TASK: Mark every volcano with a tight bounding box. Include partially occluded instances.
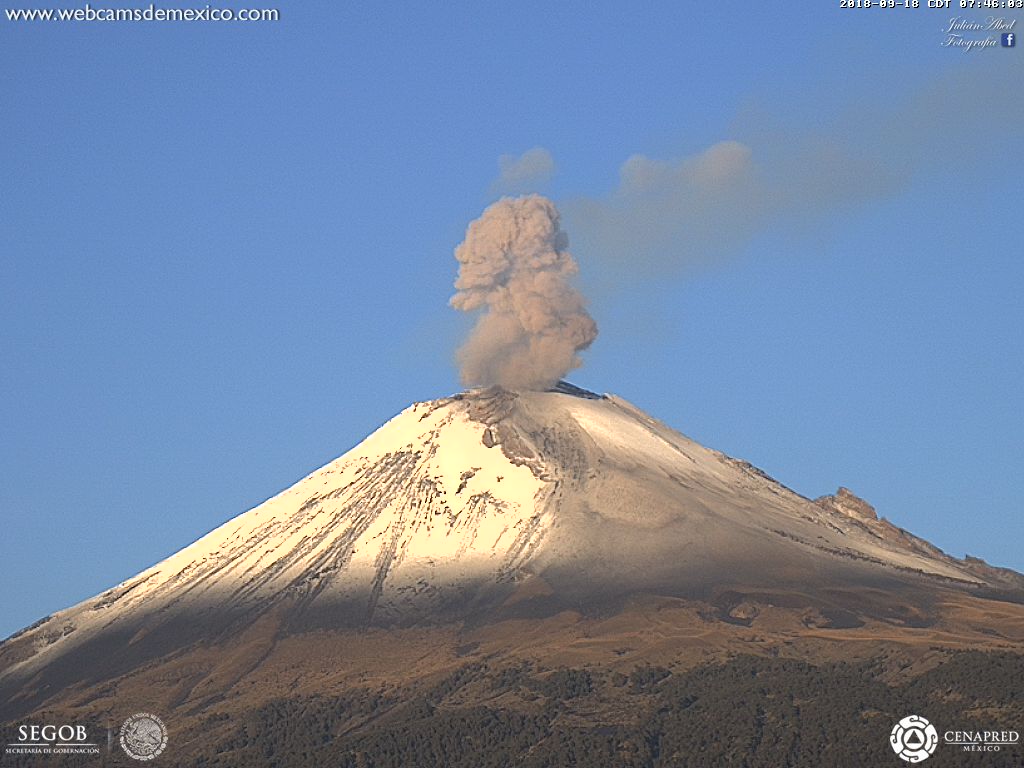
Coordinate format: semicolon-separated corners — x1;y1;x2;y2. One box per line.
2;384;1023;764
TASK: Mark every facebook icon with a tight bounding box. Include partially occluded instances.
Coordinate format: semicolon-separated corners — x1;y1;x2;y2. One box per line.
1002;32;1016;48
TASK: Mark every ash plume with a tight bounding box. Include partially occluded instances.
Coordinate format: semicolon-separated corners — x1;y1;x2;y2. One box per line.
450;195;598;391
563;62;1023;281
491;147;555;194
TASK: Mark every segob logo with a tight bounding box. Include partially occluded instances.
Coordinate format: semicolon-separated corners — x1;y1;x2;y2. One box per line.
119;713;168;761
4;723;99;756
890;715;939;763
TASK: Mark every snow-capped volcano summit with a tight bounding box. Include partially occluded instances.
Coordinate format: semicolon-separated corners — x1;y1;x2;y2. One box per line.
2;384;1023;723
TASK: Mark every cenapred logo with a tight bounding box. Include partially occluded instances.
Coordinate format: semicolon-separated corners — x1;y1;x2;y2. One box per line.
119;712;168;761
890;715;939;763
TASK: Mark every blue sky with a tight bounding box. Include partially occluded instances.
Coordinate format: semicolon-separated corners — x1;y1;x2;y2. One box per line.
2;1;1022;639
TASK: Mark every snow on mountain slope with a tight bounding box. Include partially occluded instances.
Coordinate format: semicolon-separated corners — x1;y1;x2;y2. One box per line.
0;385;998;685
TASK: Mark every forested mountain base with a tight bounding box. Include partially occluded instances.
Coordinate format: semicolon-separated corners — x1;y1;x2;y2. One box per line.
5;651;1021;767
187;651;1022;767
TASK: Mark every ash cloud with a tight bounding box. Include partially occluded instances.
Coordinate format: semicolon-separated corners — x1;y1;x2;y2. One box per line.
491;147;555;194
564;135;898;280
562;62;1023;280
566;140;770;278
451;195;598;391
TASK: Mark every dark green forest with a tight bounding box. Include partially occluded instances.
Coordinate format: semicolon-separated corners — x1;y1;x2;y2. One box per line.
196;651;1023;767
6;651;1022;767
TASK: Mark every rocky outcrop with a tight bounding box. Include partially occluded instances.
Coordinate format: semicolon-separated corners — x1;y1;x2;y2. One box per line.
815;487;877;521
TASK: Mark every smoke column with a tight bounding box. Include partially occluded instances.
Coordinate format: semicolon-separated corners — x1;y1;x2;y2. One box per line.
451;195;598;391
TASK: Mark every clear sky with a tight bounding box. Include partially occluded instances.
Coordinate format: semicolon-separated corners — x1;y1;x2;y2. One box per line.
2;1;1022;639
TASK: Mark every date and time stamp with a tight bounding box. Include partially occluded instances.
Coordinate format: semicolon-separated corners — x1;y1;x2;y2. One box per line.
838;0;1017;50
840;1;1020;9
